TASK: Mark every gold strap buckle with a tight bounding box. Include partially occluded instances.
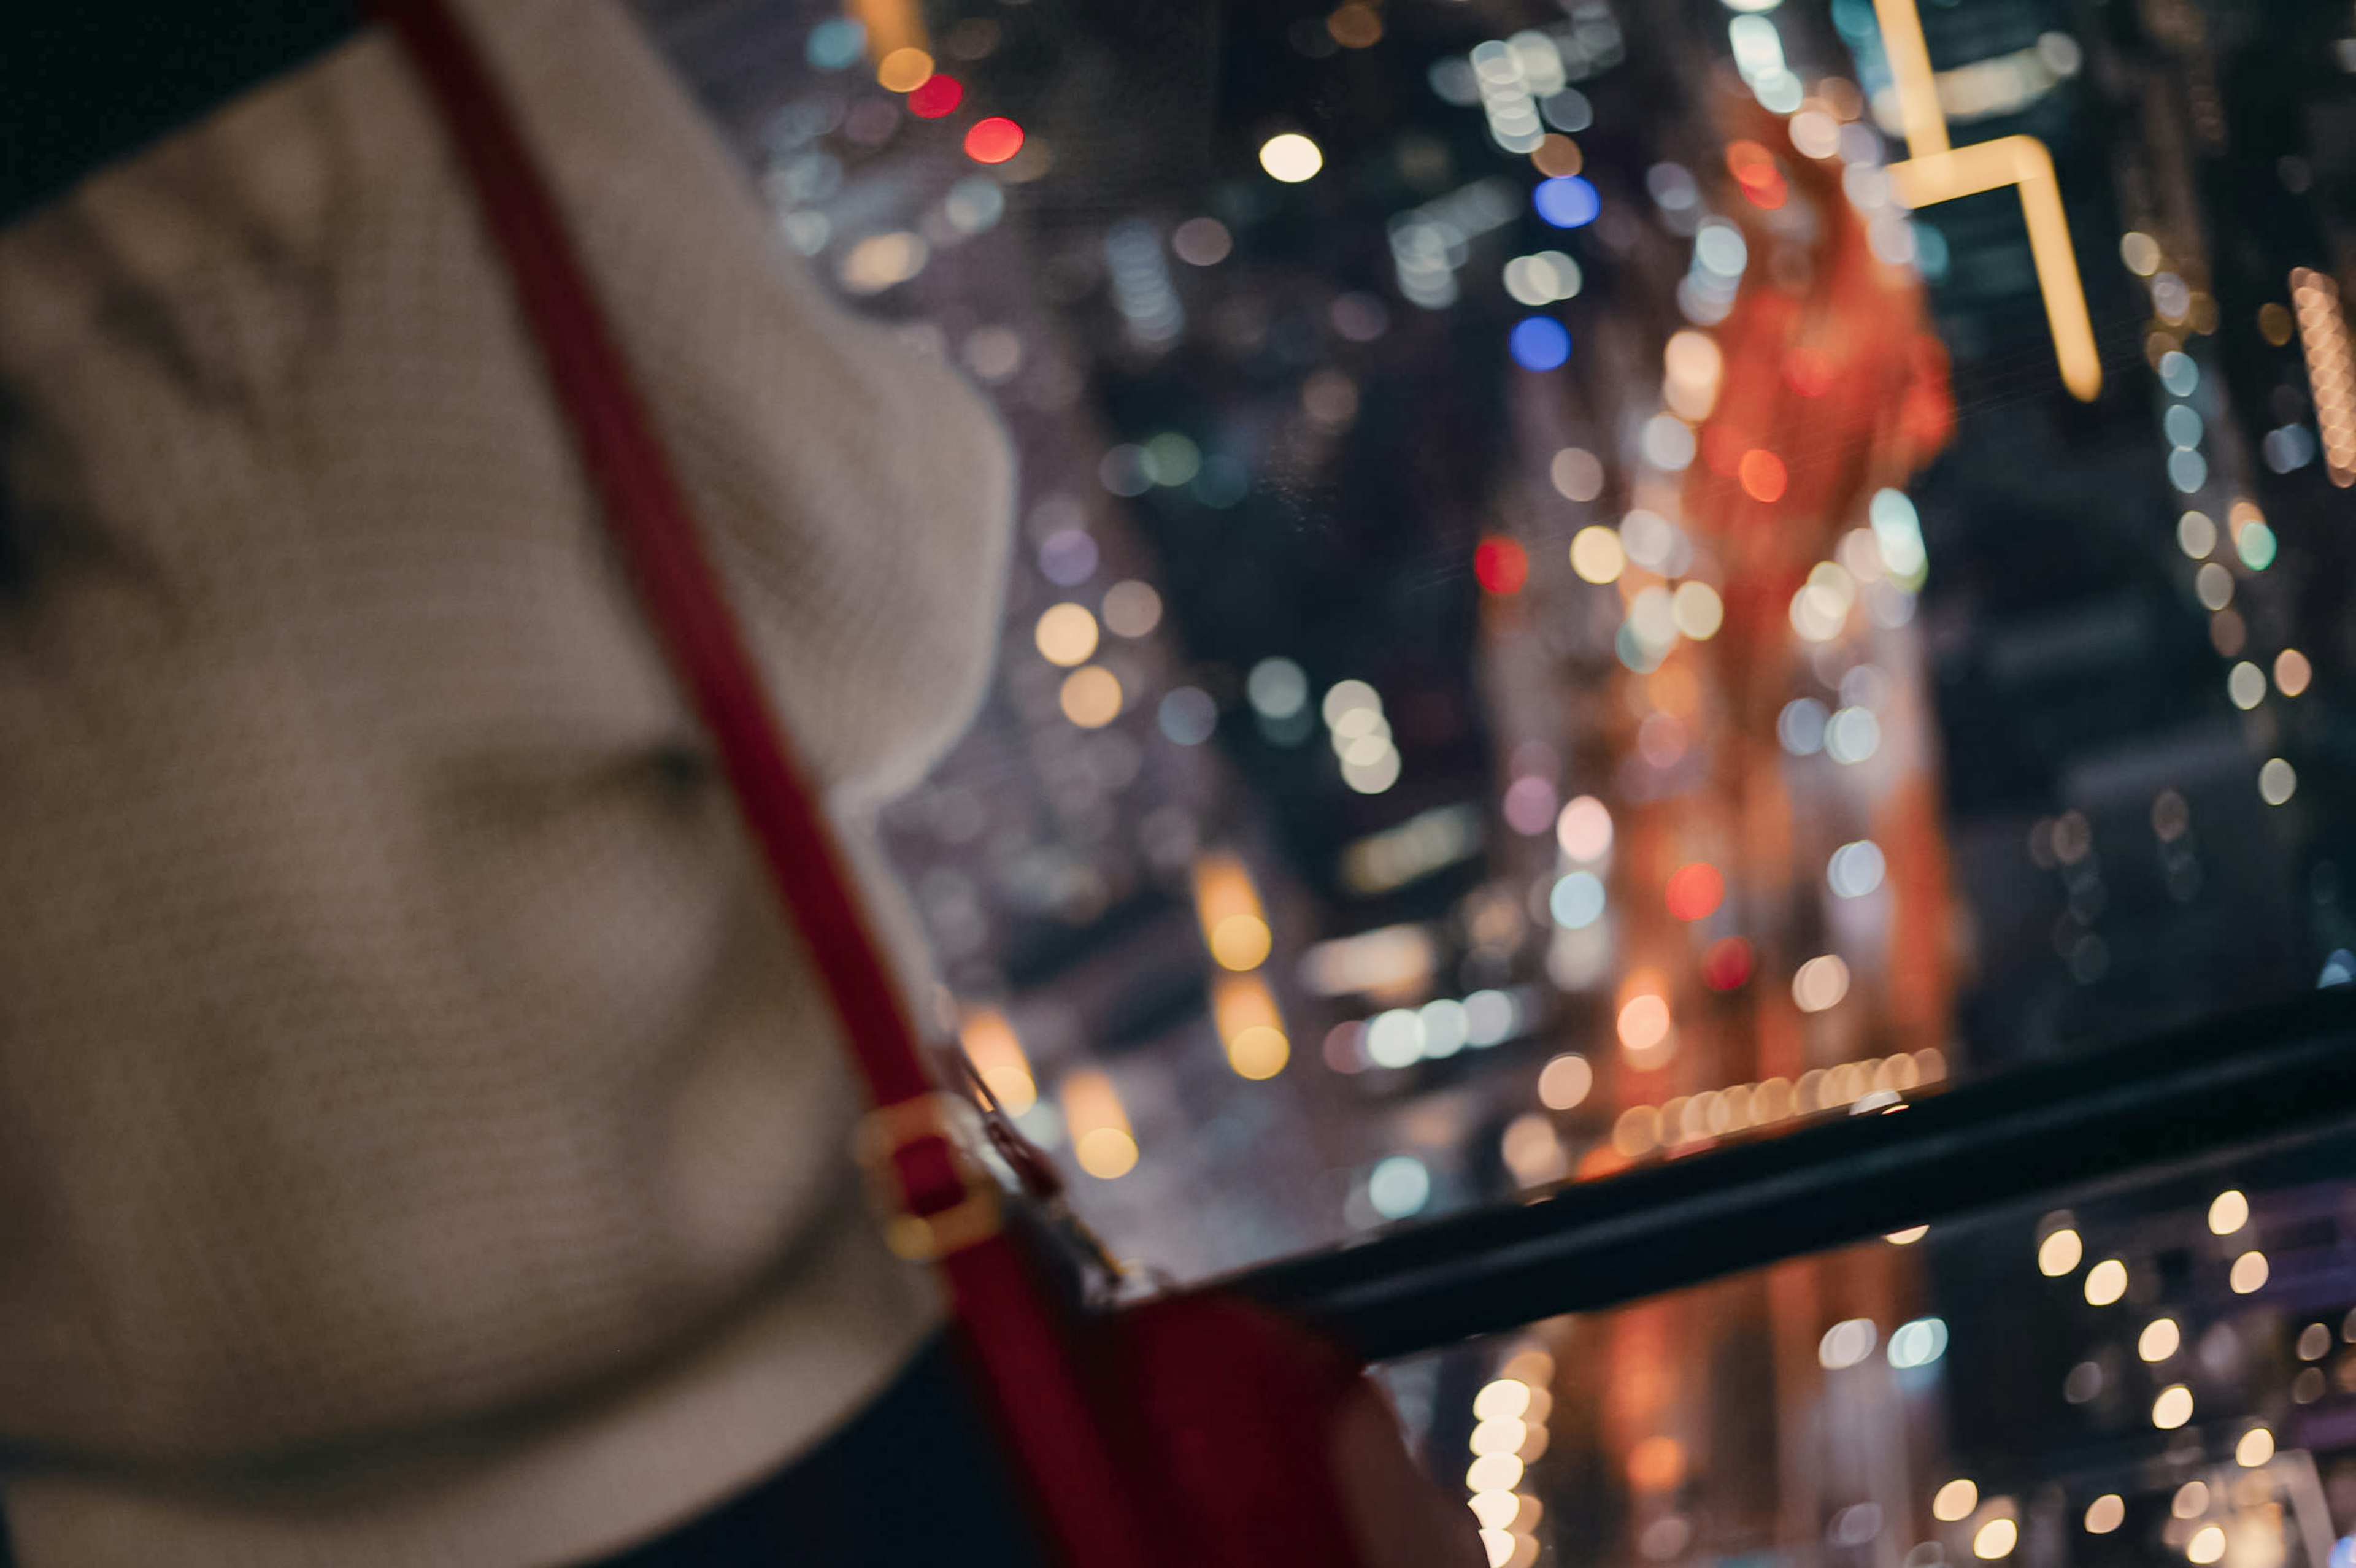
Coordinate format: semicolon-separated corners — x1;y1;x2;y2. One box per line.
855;1093;1004;1262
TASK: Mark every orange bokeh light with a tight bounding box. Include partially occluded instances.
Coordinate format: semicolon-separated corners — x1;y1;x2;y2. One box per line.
1665;863;1725;921
1738;448;1788;503
964;117;1026;164
1628;1435;1688;1491
1726;140;1788;210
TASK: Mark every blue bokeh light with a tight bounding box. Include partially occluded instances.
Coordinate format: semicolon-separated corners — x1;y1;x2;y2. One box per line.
1534;175;1601;229
1509;315;1572;372
804;17;866;69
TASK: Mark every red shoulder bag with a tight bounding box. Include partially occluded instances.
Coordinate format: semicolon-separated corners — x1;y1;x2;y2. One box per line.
377;3;1420;1563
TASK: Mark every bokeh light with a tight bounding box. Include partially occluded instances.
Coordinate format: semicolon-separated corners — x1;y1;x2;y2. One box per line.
1477;537;1531;594
1671;582;1724;640
1034;602;1100;666
2277;647;2314;696
1533;175;1601;228
1259;133;1325;182
1509;317;1573;371
2038;1226;2084;1276
1538;1053;1593;1110
1557;796;1614;860
1368;1155;1432;1219
1792;955;1850;1013
876;46;935;91
1738;448;1788;502
1058;666;1122;728
1550;871;1606;930
963;117;1025;164
906;73;964;118
1102;580;1163;638
1665;863;1725;921
1701;937;1752;991
1570;526;1626;584
1617;993;1673;1061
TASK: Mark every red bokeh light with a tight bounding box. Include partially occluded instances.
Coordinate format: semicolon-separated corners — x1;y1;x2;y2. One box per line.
1475;536;1530;595
1701;936;1753;991
1665;863;1725;922
1738;448;1788;504
964;117;1025;164
907;74;965;118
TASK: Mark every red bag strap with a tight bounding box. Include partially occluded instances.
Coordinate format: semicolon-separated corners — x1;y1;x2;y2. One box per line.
372;4;1155;1562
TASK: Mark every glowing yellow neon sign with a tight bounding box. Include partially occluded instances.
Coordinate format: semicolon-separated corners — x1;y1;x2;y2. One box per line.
1873;0;2103;401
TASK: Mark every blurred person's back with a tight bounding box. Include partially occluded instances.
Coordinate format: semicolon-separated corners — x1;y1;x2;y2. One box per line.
0;2;1014;1561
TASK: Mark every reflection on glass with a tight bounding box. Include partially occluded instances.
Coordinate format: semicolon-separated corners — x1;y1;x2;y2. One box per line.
1376;1153;2356;1568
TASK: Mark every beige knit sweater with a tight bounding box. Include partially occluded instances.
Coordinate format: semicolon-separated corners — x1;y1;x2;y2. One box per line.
0;2;1013;1561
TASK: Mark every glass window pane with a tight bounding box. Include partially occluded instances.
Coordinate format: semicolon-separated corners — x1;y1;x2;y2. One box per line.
644;1;2356;1277
1377;1138;2356;1568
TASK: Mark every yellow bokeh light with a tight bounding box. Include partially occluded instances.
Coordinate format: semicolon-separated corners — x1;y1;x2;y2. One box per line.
1473;1378;1533;1422
2083;1258;2128;1306
1465;1452;1523;1494
1058;665;1123;728
1225;1024;1290;1081
1035;602;1101;667
876;46;936;92
1885;1225;1930;1245
2188;1526;2226;1564
960;1008;1036;1115
1574;523;1630;583
1671;580;1724;640
2208;1189;2249;1234
1613;1105;1661;1156
2084;1495;2125;1534
1973;1518;2019;1559
2230;1250;2269;1293
2036;1227;2083;1277
1075;1126;1138;1179
1933;1478;1978;1522
2138;1318;2180;1362
2237;1426;2276;1467
1469;1417;1528;1456
1061;1069;1136;1178
2152;1383;2195;1429
1538;1053;1593;1110
1259;133;1325;183
1468;1492;1520;1531
1194;853;1271;971
1209;915;1272;971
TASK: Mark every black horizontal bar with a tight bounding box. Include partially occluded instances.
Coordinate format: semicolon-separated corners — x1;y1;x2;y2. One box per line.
1192;990;2356;1362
